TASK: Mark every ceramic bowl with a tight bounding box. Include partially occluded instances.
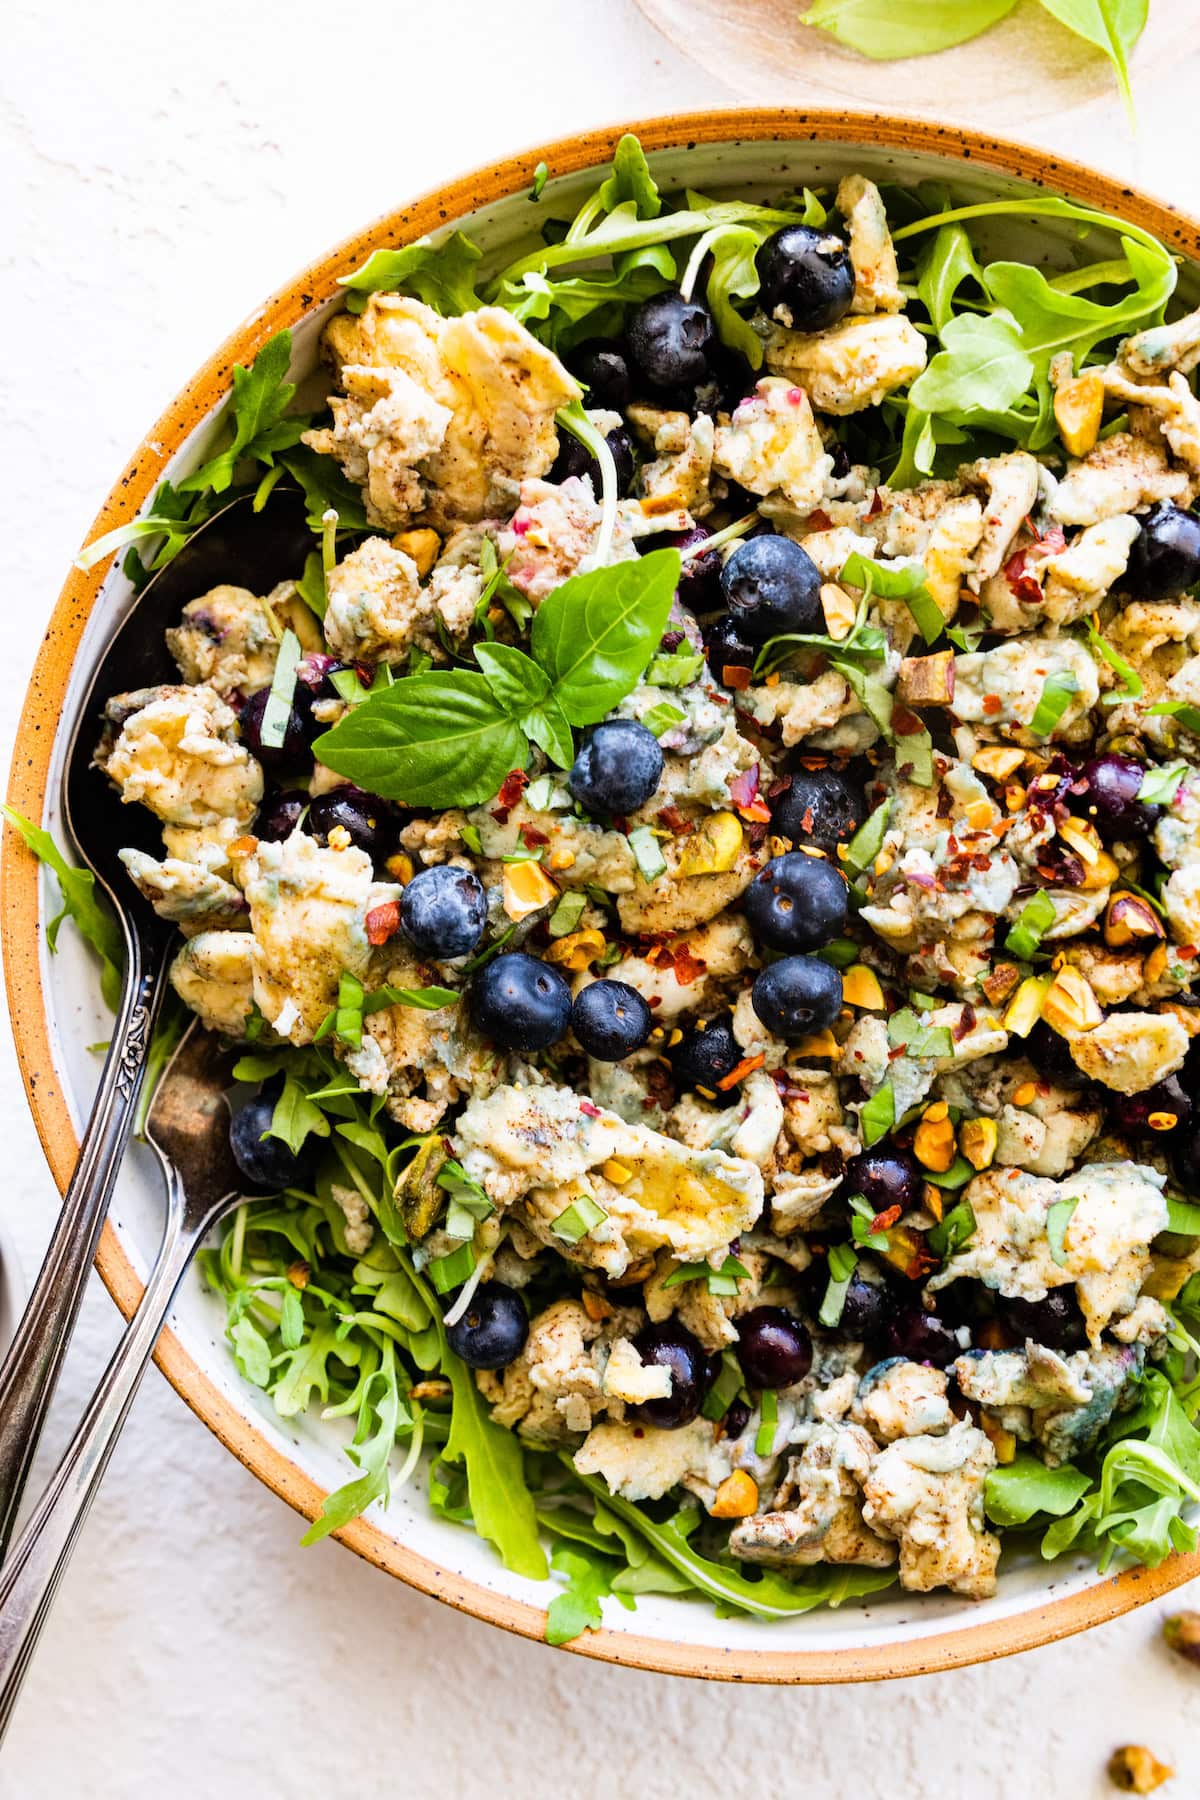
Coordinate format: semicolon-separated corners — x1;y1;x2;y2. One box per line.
6;110;1200;1682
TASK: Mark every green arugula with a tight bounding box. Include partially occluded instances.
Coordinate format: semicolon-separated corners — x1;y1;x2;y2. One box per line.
984;1454;1093;1527
314;550;680;806
339;230;484;316
178;329;309;497
3;806;124;1010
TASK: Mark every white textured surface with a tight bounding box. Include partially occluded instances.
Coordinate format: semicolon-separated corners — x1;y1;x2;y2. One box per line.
2;3;1200;1795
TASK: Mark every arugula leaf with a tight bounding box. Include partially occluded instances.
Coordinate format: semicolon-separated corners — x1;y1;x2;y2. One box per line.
1037;0;1148;115
267;1078;333;1157
985;1455;1093;1527
315;671;527;808
916;223;985;335
803;0;1018;58
1165;1196;1200;1236
531;549;680;724
1148;699;1200;740
441;1303;547;1579
276;447;368;533
546;1543;616;1644
910;312;1033;422
3;805;124;1010
178;330;307;496
301;1337;408;1542
339;231;483;316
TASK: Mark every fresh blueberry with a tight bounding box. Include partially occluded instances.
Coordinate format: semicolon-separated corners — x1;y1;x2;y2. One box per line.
751;956;843;1041
627;291;715;389
673;527;724;613
755;223;855;332
840;1146;923;1215
567;338;635;412
239;684;317;768
569;720;663;815
883;1305;961;1369
1124;501;1200;599
743;851;848;952
445;1285;530;1370
549;424;636;496
772;768;867;855
399;865;487;959
628;1322;710;1428
704;612;758;684
996;1289;1087;1351
839;1271;903;1344
1027;1021;1090;1089
307;785;392;857
255;789;305;842
470;952;571;1051
1078;753;1160;841
229;1091;312;1193
719;535;823;641
669;1014;743;1107
736;1306;812;1389
571;979;653;1060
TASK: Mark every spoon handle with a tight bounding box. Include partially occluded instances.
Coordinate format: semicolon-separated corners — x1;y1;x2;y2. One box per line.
0;1171;224;1741
0;935;172;1560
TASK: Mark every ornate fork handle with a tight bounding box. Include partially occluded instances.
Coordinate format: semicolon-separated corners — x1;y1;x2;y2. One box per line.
0;933;172;1559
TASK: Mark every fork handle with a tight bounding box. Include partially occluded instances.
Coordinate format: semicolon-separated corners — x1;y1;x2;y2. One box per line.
0;1178;217;1741
0;934;172;1560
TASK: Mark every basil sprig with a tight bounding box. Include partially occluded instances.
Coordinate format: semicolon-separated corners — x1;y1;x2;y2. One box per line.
314;550;680;806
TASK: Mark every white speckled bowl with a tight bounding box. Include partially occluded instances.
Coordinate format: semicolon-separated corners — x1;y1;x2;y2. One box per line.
0;1219;24;1360
6;111;1200;1682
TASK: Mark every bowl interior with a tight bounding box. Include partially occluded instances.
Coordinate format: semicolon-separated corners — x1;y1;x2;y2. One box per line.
21;123;1200;1676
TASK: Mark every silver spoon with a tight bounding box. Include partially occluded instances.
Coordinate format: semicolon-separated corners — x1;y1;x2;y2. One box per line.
0;1020;245;1734
0;489;313;1554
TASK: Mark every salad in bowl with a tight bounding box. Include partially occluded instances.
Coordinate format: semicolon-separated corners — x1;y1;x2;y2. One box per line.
18;127;1200;1650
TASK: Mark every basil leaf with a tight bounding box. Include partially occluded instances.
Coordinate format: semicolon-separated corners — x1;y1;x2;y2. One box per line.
645;647;705;688
928;1201;977;1259
1138;761;1187;807
1029;669;1080;736
1005;889;1058;959
259;629;303;751
339;230;483;316
521;695;575;770
314;672;527;807
1046;1196;1080;1266
1148;700;1200;738
473;642;551;714
839;799;892;877
531;549;680;724
985;1455;1093;1527
362;985;459;1013
643;701;687;738
804;0;1019;58
887;1007;953;1059
1084;616;1143;702
1164;1196;1200;1236
841;551;943;645
860;1082;896;1147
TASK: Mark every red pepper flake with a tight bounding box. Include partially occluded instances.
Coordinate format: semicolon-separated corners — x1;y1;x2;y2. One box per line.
1180;945;1198;961
747;820;769;849
1003;547;1043;606
887;1045;907;1062
647;995;662;1008
867;488;884;518
892;703;925;737
519;824;549;849
953;1002;977;1042
580;1100;601;1117
491;768;529;822
871;1204;902;1234
903;1247;938;1282
805;507;833;530
982;694;1003;716
365;900;401;946
716;1051;766;1091
657;805;693;837
670;944;708;985
723;664;753;690
936;785;953;819
767;775;792;799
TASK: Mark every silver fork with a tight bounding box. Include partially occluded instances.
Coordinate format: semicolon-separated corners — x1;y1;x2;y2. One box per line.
0;1022;244;1738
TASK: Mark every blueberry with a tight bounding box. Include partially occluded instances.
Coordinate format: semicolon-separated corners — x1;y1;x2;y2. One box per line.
627;291;715;389
549;424;636;496
839;1271;903;1344
1026;1021;1090;1090
569;720;663;815
399;865;487;959
1078;753;1160;841
736;1306;812;1389
571;979;652;1060
996;1289;1087;1351
628;1322;710;1428
568;338;634;412
772;768;867;855
255;789;305;842
755;224;855;332
840;1146;923;1215
239;684;317;768
1110;1075;1192;1139
719;535;823;641
229;1091;312;1193
674;528;724;613
704;612;758;684
668;1014;743;1106
1124;501;1200;599
307;785;391;857
743;851;848;952
471;952;571;1051
751;956;843;1041
883;1305;961;1369
445;1285;529;1370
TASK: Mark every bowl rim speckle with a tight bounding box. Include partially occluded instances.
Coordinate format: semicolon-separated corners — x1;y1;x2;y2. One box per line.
6;107;1200;1682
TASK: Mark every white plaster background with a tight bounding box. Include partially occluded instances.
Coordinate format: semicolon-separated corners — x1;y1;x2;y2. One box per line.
2;3;1200;1794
